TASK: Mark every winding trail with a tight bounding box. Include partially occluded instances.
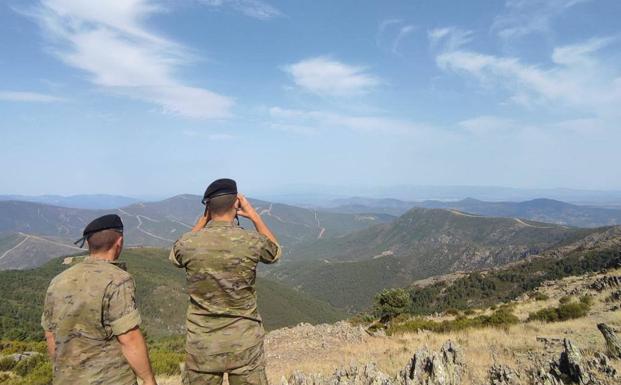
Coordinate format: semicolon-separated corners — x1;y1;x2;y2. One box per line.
513;218;556;229
314;211;326;239
117;209;175;242
0;232;83;261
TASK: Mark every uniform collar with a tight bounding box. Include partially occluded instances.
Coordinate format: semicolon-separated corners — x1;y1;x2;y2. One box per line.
84;256;127;270
206;220;236;228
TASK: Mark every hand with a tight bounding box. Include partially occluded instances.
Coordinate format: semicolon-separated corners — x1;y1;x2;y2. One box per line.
191;211;210;232
236;194;259;221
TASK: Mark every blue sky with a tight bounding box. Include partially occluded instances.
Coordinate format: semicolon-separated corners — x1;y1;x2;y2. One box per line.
1;0;620;197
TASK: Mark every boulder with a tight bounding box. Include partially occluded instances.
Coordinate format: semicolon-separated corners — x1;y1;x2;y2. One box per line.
597;323;621;359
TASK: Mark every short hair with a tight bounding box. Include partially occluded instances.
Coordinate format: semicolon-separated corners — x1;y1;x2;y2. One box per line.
87;229;122;254
208;194;237;216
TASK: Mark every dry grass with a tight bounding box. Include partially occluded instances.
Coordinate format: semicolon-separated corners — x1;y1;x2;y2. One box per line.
155;269;621;385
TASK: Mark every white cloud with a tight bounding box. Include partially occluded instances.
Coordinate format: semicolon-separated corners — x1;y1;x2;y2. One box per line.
29;0;233;119
198;0;282;20
269;107;424;134
435;37;621;116
492;0;591;39
0;90;65;103
283;57;381;97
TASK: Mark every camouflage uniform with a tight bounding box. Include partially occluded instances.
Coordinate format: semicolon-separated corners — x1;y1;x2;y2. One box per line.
41;257;142;385
170;220;281;385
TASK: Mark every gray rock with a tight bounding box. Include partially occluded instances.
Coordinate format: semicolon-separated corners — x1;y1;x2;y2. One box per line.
597;323;621;359
284;341;464;385
558;338;589;384
488;364;518;385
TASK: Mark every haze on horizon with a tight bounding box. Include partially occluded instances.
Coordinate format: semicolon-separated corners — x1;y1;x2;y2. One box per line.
1;0;620;197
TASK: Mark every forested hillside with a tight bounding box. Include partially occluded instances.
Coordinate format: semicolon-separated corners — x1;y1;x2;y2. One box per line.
0;248;346;340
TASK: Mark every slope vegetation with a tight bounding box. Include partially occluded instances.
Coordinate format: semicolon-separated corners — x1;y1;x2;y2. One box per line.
0;248;346;340
267;208;612;311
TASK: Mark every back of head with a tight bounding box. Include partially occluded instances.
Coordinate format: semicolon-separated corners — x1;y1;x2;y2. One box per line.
208;194;237;217
87;229;122;254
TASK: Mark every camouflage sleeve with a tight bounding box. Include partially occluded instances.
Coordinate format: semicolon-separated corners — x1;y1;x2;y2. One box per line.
259;236;282;264
169;240;184;268
103;278;142;336
41;286;55;332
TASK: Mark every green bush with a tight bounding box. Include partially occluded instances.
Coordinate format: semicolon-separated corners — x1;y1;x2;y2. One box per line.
388;308;519;335
5;357;52;385
533;292;549;301
464;309;476;316
559;296;572;304
528;298;591;323
445;308;460;316
373;288;412;322
0;355;17;371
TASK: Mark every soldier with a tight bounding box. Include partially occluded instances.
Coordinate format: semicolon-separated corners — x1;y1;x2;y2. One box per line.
170;178;282;385
41;214;157;385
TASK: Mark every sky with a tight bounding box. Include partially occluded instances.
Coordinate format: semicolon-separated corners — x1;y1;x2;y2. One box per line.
1;0;620;197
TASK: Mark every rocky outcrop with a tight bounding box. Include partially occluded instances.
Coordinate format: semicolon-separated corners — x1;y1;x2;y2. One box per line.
398;340;463;385
488;364;518;385
532;338;618;385
282;341;464;385
597;323;621;359
590;276;621;292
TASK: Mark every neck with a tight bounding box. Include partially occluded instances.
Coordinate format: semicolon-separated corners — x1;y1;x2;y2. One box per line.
89;250;117;262
210;211;236;223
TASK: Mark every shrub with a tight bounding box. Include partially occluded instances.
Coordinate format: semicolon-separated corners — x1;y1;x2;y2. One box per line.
528;298;592;323
445;308;460;316
533;292;549;301
373;288;412;322
559;296;572;304
388;308;519;335
0;355;17;371
464;309;476;316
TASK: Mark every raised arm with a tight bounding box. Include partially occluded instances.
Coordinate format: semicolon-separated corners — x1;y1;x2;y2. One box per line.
236;194;279;245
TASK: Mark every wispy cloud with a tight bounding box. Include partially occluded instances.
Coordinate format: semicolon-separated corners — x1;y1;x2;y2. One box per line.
198;0;283;20
492;0;591;39
435;36;621;116
269;106;424;134
26;0;233;119
0;90;65;103
428;27;473;51
283;57;380;97
377;19;415;55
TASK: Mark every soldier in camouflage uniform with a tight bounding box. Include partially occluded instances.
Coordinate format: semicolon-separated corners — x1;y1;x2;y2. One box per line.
41;214;157;385
170;179;281;385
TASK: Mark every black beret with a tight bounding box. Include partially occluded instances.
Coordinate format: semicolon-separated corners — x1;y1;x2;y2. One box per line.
202;178;237;205
74;214;124;247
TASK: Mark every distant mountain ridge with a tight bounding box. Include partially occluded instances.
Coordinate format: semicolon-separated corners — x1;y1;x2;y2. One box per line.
0;195;393;270
266;207;611;311
0;194;140;209
326;197;621;227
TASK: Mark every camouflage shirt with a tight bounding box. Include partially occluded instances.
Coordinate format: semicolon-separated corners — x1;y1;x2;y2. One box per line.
41;257;142;385
170;220;281;372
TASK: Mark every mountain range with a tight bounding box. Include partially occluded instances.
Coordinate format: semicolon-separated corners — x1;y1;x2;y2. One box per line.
325;197;621;227
265;208;614;311
0;194;141;209
0;196;392;270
